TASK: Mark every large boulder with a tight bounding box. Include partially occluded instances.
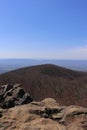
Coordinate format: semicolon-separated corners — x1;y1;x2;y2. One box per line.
0;98;87;130
0;84;33;108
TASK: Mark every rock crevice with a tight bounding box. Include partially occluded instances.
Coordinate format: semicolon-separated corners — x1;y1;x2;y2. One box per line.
0;84;33;108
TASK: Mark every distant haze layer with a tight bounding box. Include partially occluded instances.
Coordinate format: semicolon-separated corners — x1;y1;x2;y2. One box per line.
0;59;87;74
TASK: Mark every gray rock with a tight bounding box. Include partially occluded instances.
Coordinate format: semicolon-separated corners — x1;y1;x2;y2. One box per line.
0;84;33;109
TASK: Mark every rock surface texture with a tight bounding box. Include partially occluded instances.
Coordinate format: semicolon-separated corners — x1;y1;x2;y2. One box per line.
0;84;33;108
0;97;87;130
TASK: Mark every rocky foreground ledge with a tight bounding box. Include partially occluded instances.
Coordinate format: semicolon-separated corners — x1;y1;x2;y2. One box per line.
0;84;87;130
0;84;33;108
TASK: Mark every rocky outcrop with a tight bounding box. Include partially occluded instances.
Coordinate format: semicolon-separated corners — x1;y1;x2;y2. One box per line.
0;84;33;108
0;98;87;130
0;84;86;129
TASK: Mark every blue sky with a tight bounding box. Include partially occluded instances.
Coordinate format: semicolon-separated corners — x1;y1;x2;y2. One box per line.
0;0;87;59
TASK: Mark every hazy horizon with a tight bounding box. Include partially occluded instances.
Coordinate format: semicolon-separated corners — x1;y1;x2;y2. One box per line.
0;59;87;74
0;0;87;59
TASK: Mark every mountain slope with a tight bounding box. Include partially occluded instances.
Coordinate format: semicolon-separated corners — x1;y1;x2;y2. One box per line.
0;64;87;106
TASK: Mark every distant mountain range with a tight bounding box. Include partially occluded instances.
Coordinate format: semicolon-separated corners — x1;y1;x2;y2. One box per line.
0;64;87;107
0;59;87;74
